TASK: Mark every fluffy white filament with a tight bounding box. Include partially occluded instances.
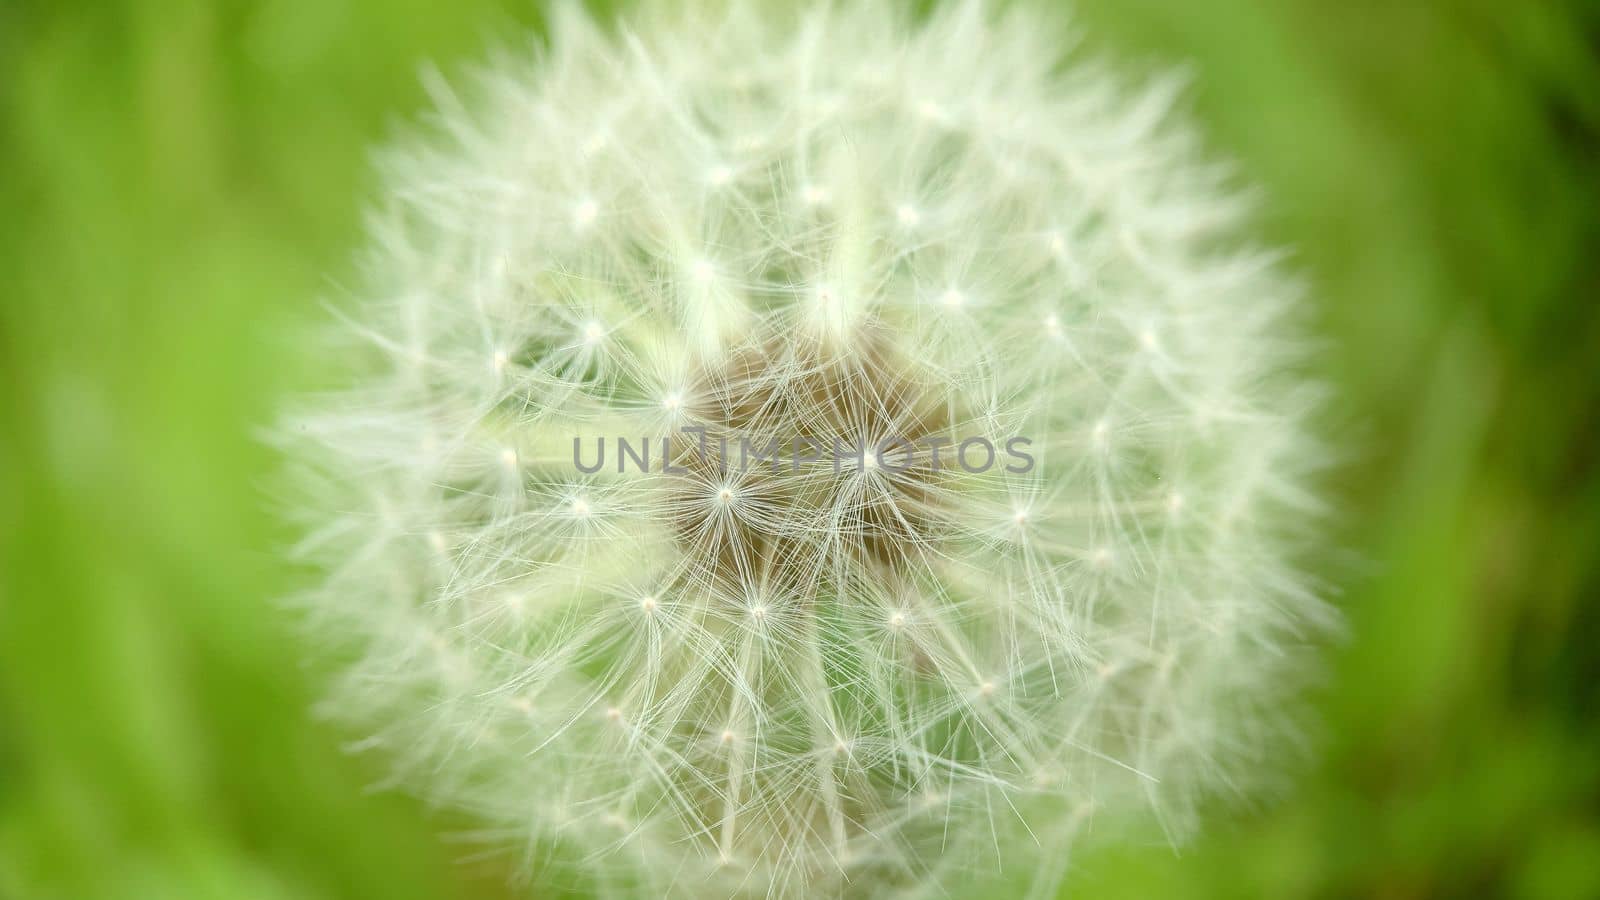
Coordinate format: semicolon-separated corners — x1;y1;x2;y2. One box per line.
285;2;1335;897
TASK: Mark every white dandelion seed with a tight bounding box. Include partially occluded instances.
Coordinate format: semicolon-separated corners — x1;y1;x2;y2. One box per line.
573;197;599;229
283;2;1336;898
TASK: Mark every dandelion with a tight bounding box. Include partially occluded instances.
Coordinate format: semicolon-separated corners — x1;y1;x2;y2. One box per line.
284;2;1335;897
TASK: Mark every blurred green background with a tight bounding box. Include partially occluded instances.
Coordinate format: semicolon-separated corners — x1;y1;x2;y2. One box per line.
3;1;1597;897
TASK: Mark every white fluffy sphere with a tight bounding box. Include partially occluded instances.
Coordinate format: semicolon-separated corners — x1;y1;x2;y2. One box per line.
286;2;1335;897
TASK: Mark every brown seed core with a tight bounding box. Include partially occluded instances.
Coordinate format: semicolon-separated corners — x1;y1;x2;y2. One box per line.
665;321;953;600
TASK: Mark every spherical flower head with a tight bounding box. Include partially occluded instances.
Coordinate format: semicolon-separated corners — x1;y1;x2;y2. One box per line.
285;2;1336;896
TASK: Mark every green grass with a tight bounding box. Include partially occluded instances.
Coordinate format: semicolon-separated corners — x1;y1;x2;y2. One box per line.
3;1;1596;897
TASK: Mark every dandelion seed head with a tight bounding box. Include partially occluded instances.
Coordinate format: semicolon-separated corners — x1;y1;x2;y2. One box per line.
285;2;1335;897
